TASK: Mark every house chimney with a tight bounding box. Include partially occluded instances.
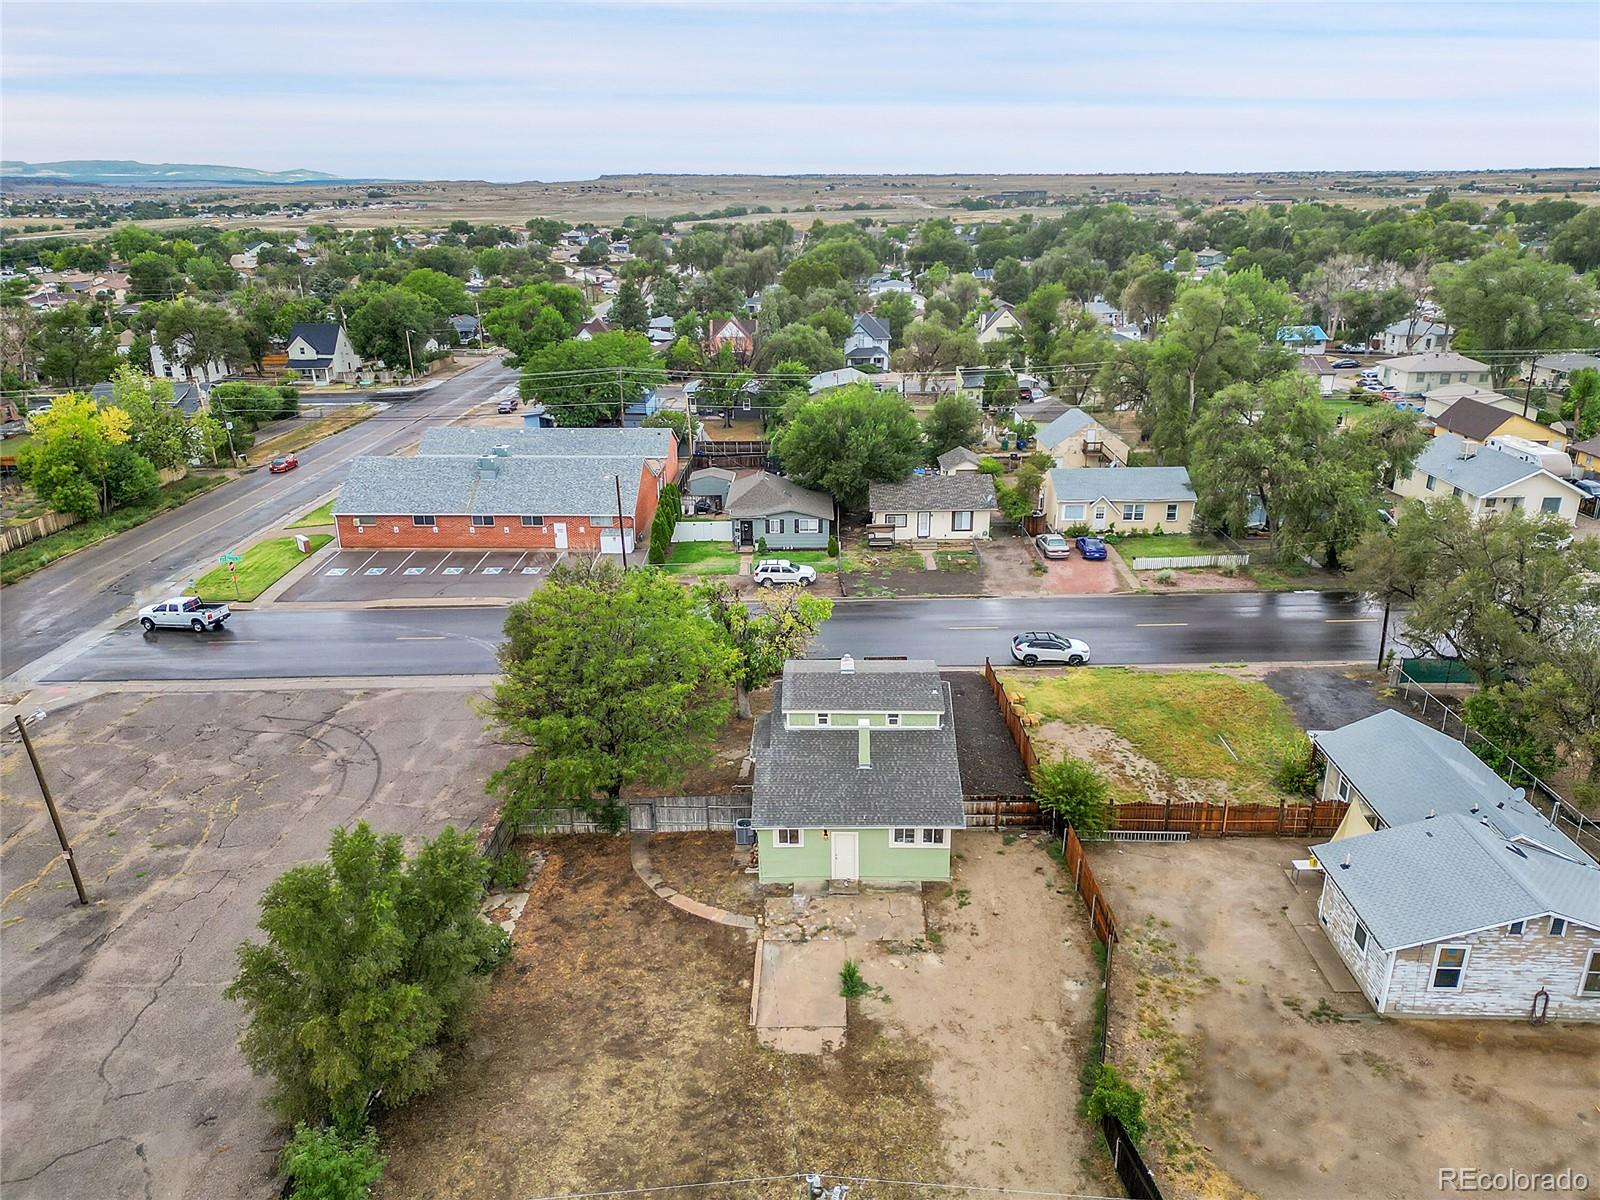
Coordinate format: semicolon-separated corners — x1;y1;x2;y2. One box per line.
857;719;871;769
840;654;855;674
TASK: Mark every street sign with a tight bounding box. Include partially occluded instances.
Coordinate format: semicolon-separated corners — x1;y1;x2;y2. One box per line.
219;553;243;564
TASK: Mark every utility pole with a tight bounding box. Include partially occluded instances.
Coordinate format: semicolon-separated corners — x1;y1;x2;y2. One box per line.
613;474;629;569
405;330;417;381
1376;594;1392;671
13;715;88;906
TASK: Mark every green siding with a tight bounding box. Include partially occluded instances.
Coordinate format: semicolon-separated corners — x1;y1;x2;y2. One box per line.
784;712;942;729
758;827;953;883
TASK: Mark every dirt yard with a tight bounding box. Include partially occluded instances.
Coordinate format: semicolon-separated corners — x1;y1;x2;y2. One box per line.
376;836;947;1200
1086;839;1600;1200
648;830;764;916
622;690;765;799
858;832;1106;1195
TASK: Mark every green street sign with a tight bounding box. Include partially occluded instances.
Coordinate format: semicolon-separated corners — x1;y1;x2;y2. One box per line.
219;553;243;564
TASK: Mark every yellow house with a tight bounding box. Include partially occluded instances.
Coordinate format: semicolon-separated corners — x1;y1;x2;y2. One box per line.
1043;466;1196;533
1432;396;1567;449
1570;435;1600;475
1394;435;1586;527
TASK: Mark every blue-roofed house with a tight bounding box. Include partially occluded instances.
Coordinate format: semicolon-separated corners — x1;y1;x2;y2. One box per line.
1393;434;1584;526
1042;466;1196;533
1275;325;1330;355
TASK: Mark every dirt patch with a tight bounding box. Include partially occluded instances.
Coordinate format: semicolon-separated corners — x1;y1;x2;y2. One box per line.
1137;567;1254;592
377;837;947;1200
1087;839;1600;1200
941;670;1031;796
647;831;764;917
1036;721;1230;807
861;833;1106;1195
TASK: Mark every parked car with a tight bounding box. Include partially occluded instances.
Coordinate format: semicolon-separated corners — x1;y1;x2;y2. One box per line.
268;454;298;474
138;596;230;632
1011;631;1092;667
1034;532;1072;559
752;559;817;587
1330;358;1360;369
1337;343;1367;353
497;398;519;413
1075;535;1108;560
1571;479;1600;500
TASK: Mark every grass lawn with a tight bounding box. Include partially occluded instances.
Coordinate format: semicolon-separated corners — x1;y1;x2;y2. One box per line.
188;534;331;601
0;474;229;586
1321;396;1382;422
1247;559;1318;590
1109;533;1228;561
287;499;335;528
841;544;924;573
658;540;741;575
934;547;979;572
1003;667;1303;804
244;404;373;465
778;548;840;572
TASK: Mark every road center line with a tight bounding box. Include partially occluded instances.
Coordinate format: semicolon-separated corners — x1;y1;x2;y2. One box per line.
396;635;447;641
1136;622;1188;627
945;625;998;630
1325;618;1379;623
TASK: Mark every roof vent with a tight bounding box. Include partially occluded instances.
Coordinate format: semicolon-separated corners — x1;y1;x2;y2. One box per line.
840;655;855;674
477;456;497;479
493;444;511;457
1469;803;1480;813
1496;800;1506;809
1424;808;1436;819
1340;854;1351;870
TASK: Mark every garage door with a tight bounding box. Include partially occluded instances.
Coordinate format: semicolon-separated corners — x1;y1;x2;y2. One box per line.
599;529;635;554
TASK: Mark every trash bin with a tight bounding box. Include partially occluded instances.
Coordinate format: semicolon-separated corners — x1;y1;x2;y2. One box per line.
734;818;755;846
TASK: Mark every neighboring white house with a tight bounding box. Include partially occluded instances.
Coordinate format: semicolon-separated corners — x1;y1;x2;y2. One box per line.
149;337;232;385
1377;351;1492;396
1532;351;1600;388
843;312;892;371
1394;434;1585;525
286;322;364;384
936;446;983;475
1034;407;1130;468
1042;466;1196;533
1420;384;1521;420
869;473;997;542
808;367;868;394
975;303;1021;346
1378;318;1451;356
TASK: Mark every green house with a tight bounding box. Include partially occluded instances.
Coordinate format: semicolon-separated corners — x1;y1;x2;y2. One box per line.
752;656;966;885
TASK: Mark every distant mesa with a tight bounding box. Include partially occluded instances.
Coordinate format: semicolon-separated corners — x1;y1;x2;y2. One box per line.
1;159;346;186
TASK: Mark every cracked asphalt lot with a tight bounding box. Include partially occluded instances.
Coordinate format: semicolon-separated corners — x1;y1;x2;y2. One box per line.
0;686;508;1200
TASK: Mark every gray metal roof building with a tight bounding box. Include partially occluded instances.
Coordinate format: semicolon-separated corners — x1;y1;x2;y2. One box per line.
333;453;645;517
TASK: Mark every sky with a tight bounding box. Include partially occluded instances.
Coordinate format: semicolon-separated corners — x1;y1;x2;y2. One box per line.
3;1;1598;180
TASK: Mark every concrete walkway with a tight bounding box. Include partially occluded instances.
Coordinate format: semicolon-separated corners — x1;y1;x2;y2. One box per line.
628;833;758;930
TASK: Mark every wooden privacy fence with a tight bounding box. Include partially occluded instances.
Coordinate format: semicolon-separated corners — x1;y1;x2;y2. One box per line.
2;510;80;552
1061;825;1118;944
984;657;1041;778
515;795;752;835
1129;552;1249;571
963;796;1040;827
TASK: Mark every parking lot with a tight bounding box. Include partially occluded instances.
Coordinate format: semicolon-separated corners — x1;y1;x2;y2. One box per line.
278;547;582;601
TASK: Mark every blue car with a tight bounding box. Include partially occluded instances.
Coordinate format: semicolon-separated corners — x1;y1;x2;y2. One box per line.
1075;536;1108;560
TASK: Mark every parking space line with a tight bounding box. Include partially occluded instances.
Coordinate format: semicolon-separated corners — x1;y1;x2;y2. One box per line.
508;552;528;574
393;551;416;572
469;552;489;573
429;554;457;574
351;550;381;574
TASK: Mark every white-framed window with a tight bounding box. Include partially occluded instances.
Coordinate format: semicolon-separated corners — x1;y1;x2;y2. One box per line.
891;827;917;845
1540;496;1563;514
1484;497;1498;508
1583;950;1600;995
1425;475;1435;491
766;518;785;534
888;513;907;527
775;828;803;847
815;713;830;726
1336;772;1350;802
1507;920;1525;936
796;518;821;534
1430;945;1469;990
354;515;376;527
521;515;544;527
1353;922;1369;951
920;828;946;846
412;515;436;526
952;510;973;532
592;516;616;527
1165;503;1179;523
1060;502;1086;521
471;514;494;527
887;713;901;726
1122;503;1145;521
1551;917;1567;937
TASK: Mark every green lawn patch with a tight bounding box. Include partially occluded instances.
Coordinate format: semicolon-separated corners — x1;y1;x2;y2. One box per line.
933;548;978;572
841;544;923;573
1109;534;1228;562
188;534;331;601
288;500;335;528
1002;667;1303;804
1246;560;1316;590
778;549;839;573
1321;396;1381;422
659;540;741;576
1;473;230;587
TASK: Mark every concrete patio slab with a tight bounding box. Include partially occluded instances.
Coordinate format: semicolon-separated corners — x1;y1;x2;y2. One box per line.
754;939;848;1054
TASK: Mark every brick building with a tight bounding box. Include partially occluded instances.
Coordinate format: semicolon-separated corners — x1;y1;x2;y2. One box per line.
332;426;678;555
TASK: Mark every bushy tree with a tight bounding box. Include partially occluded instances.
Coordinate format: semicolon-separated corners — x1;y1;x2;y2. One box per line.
399;267;470;316
110;367;189;470
479;282;586;363
1433;249;1597;388
695;579;833;718
15;393;134;517
280;1123;385;1200
345;285;444;371
922;393;984;460
226;822;505;1129
520;331;664;426
774;383;924;509
31;305;119;388
610;278;649;333
1033;757;1110;838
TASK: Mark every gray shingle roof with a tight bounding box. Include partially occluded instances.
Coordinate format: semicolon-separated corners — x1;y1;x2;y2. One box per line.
869;473;996;513
724;472;833;520
1035;407;1096;450
937;446;983;472
852;312;891;341
753;679;966;828
333;454;643;517
781;659;946;712
1412;434;1540;497
1046;466;1194;503
1382;350;1489;373
289;322;342;355
417;425;674;459
1313;812;1600;950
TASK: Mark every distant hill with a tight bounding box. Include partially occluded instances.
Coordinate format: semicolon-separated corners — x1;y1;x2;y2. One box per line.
0;160;343;186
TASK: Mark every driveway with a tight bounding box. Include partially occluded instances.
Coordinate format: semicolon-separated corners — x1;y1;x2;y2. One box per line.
0;686;507;1200
978;534;1126;595
277;547;568;602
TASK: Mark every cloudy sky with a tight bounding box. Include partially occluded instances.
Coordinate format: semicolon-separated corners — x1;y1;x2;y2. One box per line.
4;1;1597;179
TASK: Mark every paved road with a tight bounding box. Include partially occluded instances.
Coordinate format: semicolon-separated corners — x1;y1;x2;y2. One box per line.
42;591;1385;682
2;358;519;676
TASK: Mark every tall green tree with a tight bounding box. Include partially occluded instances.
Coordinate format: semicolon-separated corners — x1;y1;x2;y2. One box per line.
1433;248;1597;389
611;278;649;333
345;285;445;372
519;331;663;425
774;383;925;509
479;282;586;363
695;580;833;718
15;393;133;517
226;822;504;1131
30;305;119;387
399;267;471;316
485;561;736;826
109;366;189;471
154;298;248;375
922;393;984;459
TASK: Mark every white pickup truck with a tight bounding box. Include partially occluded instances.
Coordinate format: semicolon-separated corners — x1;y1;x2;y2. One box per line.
138;596;231;632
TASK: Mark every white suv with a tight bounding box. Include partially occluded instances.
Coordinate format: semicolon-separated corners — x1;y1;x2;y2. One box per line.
752;559;817;587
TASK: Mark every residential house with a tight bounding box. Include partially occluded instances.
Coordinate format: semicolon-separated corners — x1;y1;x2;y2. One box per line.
866;274;915;300
868;473;997;542
1432;397;1567;450
1194;247;1227;270
89;379;203;418
1377;351;1492;397
1420;384;1521;420
975;302;1021;346
706;316;757;363
936;446;983;475
955;367;988;399
1043;466;1196;533
333;426;679;555
575;317;611;341
1276;325;1330;355
448;315;481;346
808;367;869;394
1394;434;1585;525
1085;297;1124;328
1299;355;1338;397
286;322;363;384
1531;352;1600;389
1378;318;1451;356
751;657;966;885
1035;408;1130;468
724;471;834;550
1569;435;1600;477
843;313;892;371
149;337;232;385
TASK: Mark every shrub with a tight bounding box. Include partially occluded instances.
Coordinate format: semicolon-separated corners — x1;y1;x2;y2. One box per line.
488;847;529;892
1061;522;1095;538
839;959;869;999
827;534;839;557
1033;757;1109;837
756;536;769;555
1273;733;1320;797
1218;563;1238;578
1155;569;1176;586
1085;1064;1148;1143
280;1122;386;1200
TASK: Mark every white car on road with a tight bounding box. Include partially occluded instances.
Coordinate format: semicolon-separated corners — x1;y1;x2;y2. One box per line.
752;559;817;587
138;596;230;632
1011;630;1091;666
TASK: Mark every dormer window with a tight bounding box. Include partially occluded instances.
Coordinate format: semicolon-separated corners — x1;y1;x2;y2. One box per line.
815;713;829;726
887;713;901;726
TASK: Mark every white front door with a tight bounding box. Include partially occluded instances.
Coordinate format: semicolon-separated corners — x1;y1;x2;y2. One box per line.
829;832;859;881
916;511;932;539
1092;506;1108;530
553;522;568;550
